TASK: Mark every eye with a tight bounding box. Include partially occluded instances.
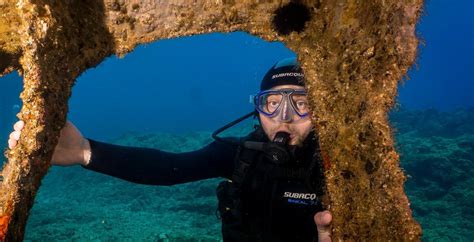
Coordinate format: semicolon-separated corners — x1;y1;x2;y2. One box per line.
294;100;310;114
297;101;306;107
269;101;280;107
296;100;307;108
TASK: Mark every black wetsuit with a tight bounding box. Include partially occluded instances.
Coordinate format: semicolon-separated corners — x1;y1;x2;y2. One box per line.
82;128;325;242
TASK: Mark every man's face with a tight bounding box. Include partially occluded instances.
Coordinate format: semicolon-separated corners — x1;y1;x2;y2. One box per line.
258;85;314;146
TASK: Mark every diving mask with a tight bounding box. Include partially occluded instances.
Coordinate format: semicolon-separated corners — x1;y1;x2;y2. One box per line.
253;88;310;123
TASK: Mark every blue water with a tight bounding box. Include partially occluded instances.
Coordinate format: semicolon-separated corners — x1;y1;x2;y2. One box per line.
0;0;472;240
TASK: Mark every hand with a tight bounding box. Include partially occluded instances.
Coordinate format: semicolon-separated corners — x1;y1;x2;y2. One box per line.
8;120;91;166
314;210;332;242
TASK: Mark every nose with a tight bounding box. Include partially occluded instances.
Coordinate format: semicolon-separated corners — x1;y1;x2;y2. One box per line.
279;101;294;122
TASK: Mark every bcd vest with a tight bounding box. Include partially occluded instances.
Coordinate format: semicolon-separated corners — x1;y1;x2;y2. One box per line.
216;131;325;242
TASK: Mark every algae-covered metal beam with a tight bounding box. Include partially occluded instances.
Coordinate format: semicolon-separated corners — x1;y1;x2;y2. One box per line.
0;0;423;240
289;0;423;239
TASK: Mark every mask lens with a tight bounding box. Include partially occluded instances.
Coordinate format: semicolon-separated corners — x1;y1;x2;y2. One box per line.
291;93;310;116
257;93;282;115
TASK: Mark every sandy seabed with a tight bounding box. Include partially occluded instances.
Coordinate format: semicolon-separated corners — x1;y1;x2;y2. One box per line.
22;108;474;241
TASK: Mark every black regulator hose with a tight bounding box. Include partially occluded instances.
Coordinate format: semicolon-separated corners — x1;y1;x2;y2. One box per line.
212;111;257;145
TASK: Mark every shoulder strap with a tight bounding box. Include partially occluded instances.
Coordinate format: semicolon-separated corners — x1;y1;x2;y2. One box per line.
224;131;263;220
229;125;266;190
229;145;260;195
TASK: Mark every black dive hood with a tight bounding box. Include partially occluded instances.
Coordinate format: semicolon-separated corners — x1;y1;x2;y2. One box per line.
212;111;297;165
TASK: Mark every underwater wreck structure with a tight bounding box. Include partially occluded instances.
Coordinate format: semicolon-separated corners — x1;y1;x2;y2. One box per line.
1;0;423;240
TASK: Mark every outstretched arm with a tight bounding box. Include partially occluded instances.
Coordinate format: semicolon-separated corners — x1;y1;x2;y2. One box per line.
9;119;237;185
82;138;237;185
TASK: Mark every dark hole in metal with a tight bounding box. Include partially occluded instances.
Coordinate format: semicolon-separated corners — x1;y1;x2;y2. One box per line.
1;52;16;73
272;2;311;35
365;160;377;174
341;170;354;180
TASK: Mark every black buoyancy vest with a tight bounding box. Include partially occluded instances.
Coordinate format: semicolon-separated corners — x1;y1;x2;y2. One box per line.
216;129;326;242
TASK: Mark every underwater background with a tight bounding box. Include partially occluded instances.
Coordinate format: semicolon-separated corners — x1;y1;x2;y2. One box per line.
1;0;473;241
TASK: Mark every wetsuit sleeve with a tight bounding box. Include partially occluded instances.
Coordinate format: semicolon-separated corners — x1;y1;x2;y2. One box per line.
81;138;237;185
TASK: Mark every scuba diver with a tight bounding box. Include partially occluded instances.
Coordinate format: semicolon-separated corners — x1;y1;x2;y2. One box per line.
8;57;332;242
